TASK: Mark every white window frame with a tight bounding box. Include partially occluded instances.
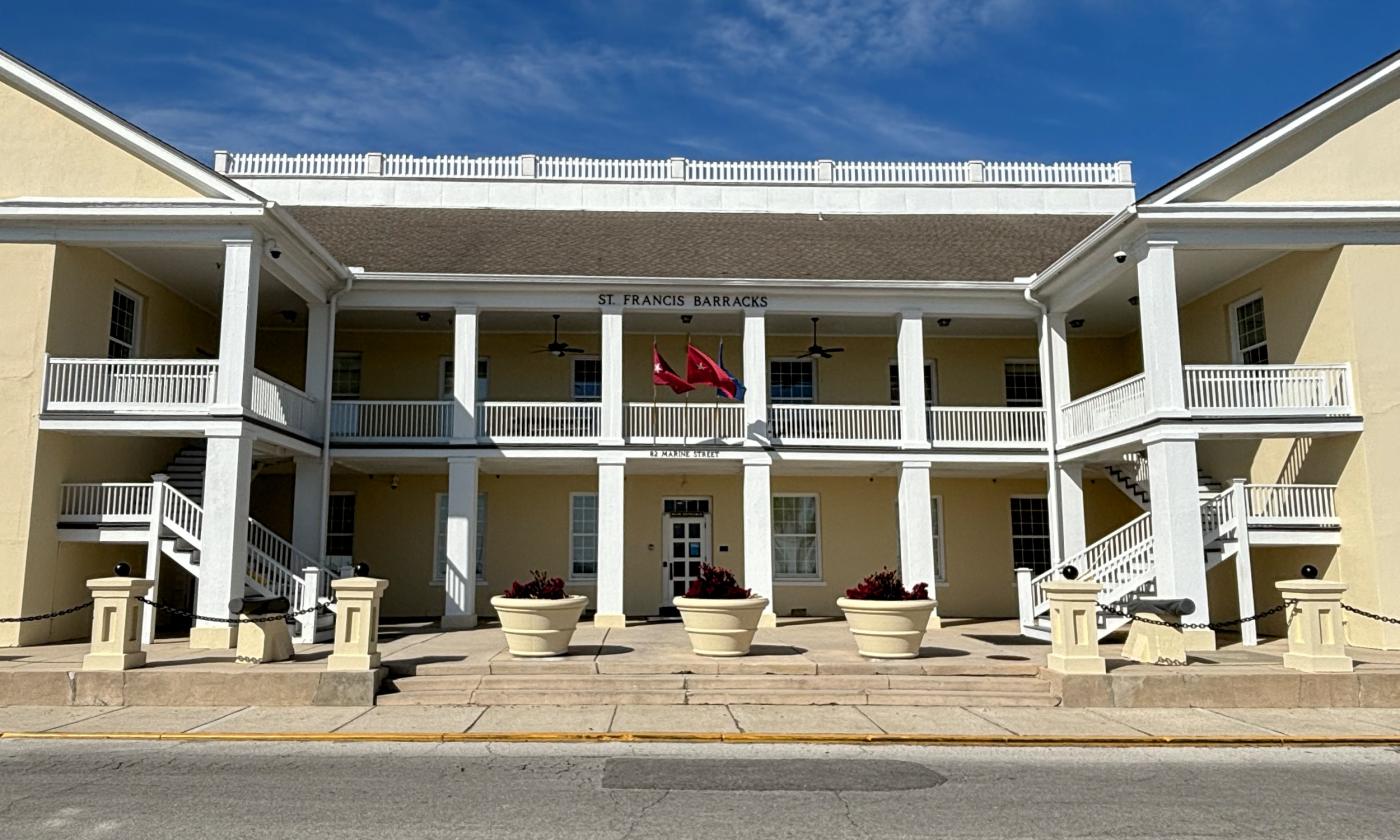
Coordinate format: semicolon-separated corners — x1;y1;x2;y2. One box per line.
1009;494;1052;576
107;284;143;359
1003;358;1043;408
769;357;817;405
887;358;937;406
571;355;602;402
772;492;822;581
569;492;599;582
325;491;356;561
1228;292;1269;365
331;352;363;400
432;491;487;585
931;495;947;585
439;356;490;401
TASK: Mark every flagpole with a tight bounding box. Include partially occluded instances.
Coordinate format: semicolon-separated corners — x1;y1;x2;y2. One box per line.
651;336;659;447
683;331;691;447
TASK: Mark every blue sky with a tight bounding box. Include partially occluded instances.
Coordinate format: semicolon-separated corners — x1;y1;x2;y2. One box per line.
6;1;1398;192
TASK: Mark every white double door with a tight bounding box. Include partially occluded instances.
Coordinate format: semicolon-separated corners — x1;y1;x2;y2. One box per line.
661;498;711;607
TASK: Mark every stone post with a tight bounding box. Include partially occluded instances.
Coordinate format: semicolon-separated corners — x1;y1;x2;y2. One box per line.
327;575;389;671
1277;578;1352;673
83;575;154;671
1043;579;1106;675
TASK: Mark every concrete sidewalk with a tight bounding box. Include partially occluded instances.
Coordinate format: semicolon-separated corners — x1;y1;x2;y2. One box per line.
5;703;1400;743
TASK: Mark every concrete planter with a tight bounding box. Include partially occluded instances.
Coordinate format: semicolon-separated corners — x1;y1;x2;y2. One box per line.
836;597;936;659
489;594;589;657
673;596;770;657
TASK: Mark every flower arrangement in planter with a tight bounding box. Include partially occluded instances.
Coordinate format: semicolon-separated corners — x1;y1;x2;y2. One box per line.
489;571;589;657
836;569;936;659
672;564;770;657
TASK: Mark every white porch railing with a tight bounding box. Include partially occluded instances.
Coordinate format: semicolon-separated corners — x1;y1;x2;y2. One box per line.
330;400;452;441
626;402;745;443
1246;484;1339;527
43;357;219;412
251;371;320;438
1185;365;1354;416
58;483;153;524
928;407;1045;448
478;401;600;442
1058;374;1149;444
768;405;901;445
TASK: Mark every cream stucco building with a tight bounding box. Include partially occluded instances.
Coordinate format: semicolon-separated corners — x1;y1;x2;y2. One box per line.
4;46;1400;654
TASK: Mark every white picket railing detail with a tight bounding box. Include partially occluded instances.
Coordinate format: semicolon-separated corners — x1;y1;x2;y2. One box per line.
833;160;967;183
1025;510;1154;617
539;156;671;181
159;483;204;548
478;401;601;441
44;358;219;411
330;400;453;441
768;405;902;444
1185;365;1354;415
1058;374;1149;444
928;407;1045;447
58;483;153;523
625;402;745;443
384;154;521;179
251;371;320;438
1246;484;1339;527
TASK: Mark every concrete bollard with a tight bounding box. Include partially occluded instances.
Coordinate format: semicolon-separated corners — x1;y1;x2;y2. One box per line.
326;575;389;671
82;575;154;671
1277;578;1352;673
1044;579;1107;675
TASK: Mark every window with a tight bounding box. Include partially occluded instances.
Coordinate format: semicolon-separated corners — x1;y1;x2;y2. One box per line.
439;357;490;401
1003;360;1043;407
434;492;487;583
326;493;356;558
572;356;602;401
332;353;362;399
1010;496;1052;575
770;359;815;404
888;360;937;405
773;494;820;579
570;493;599;579
1230;294;1269;364
107;286;141;358
931;496;946;584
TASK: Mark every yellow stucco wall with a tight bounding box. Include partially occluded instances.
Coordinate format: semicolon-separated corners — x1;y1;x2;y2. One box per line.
0;78;206;200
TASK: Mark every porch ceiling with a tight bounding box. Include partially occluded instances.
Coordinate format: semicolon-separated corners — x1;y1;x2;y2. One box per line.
104;244;309;327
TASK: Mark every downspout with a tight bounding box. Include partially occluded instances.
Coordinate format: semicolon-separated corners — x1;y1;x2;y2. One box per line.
1024;280;1066;569
316;271;354;569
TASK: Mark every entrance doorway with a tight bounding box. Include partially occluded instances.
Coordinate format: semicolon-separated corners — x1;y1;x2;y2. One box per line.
661;497;711;608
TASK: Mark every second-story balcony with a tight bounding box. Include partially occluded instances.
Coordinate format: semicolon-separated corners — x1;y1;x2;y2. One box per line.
41;356;322;441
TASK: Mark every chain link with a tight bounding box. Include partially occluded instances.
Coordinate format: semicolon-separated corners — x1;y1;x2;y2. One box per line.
1099;600;1290;630
0;600;93;623
1342;603;1400;626
135;596;333;625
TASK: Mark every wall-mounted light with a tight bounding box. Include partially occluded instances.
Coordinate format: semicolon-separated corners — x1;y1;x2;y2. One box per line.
1069;318;1086;329
1128;296;1139;306
266;239;282;260
280;310;298;324
936;318;952;328
390;475;400;490
680;314;693;324
416;312;431;322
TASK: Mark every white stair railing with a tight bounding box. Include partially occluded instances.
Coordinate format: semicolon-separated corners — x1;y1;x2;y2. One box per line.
159;483;204;548
1024;510;1154;618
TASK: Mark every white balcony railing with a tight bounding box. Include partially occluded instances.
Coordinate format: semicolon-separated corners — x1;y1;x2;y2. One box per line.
1058;373;1149;444
1246;484;1339;528
928;407;1045;448
626;402;745;444
769;405;901;445
251;371;320;439
330;400;452;442
43;357;219;412
478;401;600;442
58;482;153;524
1185;364;1354;416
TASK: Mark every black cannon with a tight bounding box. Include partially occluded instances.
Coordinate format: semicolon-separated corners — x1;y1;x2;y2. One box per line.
1122;597;1196;619
228;595;290;617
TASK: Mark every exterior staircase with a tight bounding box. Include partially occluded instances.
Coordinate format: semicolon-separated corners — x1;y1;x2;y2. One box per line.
1101;451;1224;510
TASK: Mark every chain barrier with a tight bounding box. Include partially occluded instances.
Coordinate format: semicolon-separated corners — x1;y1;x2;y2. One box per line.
0;601;93;623
1341;603;1400;626
135;596;334;625
1098;600;1291;631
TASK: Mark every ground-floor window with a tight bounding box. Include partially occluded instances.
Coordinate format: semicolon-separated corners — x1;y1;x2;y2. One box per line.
433;492;487;584
773;494;820;579
570;493;599;579
1010;496;1051;574
326;492;356;559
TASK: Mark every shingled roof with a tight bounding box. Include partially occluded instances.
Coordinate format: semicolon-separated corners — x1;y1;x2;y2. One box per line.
287;206;1106;282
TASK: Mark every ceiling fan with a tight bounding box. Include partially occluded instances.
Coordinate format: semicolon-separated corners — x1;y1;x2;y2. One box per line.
794;317;845;359
533;314;587;357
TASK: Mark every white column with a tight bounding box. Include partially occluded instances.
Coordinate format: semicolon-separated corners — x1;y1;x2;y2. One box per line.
600;306;624;445
292;456;324;560
1231;478;1258;647
742;309;768;443
896;310;929;448
743;454;776;627
304;301;331;407
897;461;940;629
140;473;168;645
1037;310;1067;565
452;305;479;440
213;234;263;414
189;433;253;649
594;454;627;627
1057;463;1087;558
1044;311;1072;409
1145;432;1214;651
1136;240;1188;415
442;456;479;629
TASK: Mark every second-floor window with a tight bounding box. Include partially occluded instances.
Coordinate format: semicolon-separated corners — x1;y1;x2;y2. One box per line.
572;356;602;401
1230;293;1269;364
1003;360;1042;407
108;286;141;359
332;353;362;399
770;359;815;404
888;360;937;405
439;357;490;401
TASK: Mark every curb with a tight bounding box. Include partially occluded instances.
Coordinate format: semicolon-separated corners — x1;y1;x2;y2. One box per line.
4;730;1400;747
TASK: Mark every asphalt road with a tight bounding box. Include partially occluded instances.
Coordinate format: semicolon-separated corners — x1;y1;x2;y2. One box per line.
2;740;1398;839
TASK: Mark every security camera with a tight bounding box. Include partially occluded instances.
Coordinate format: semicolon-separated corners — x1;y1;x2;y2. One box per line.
269;248;282;260
1113;250;1128;264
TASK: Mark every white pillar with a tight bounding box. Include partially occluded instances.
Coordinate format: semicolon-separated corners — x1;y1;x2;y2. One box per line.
897;461;940;629
1037;310;1067;566
743;454;776;627
452;305;479;440
1145;432;1214;651
140;473;168;645
213;234;263;414
1136;240;1188;415
594;454;626;627
304;301;331;407
442;456;479;629
1044;311;1072;409
292;456;324;560
189;433;253;649
742;309;768;443
1057;463;1087;558
896;310;929;448
600;306;624;445
1231;478;1258;647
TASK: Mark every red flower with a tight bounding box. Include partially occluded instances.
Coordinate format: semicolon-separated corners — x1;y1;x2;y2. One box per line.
845;569;929;601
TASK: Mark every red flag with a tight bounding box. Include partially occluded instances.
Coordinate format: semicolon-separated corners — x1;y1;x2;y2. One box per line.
686;343;735;395
653;344;694;394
